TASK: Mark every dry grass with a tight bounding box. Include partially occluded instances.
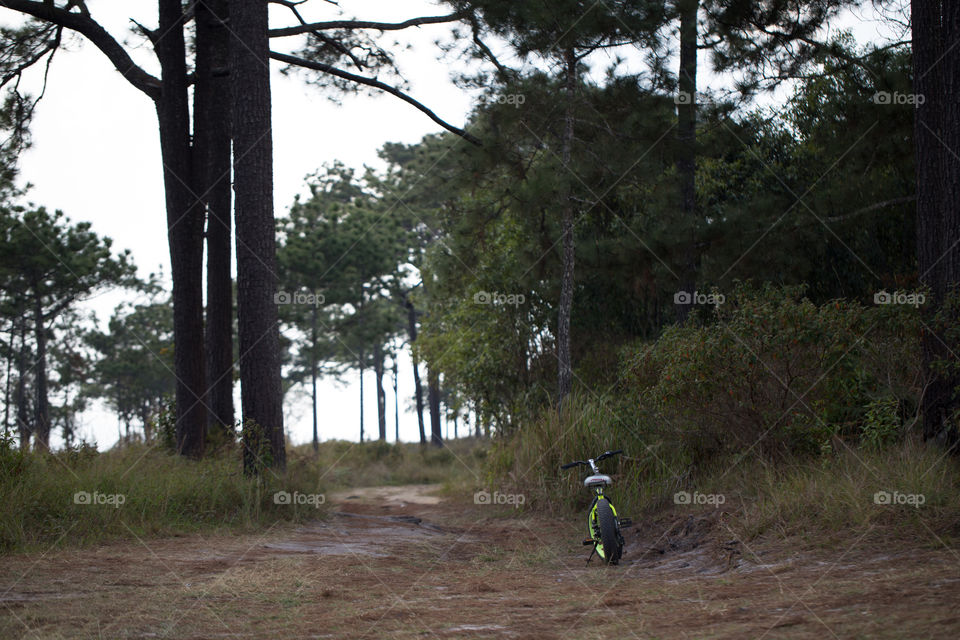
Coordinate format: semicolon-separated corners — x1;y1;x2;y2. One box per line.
1;488;958;639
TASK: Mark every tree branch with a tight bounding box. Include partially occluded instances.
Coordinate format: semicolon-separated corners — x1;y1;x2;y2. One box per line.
269;0;364;69
794;195;916;228
468;15;511;79
0;23;60;89
270;50;480;145
269;13;463;38
822;195;916;225
0;0;161;100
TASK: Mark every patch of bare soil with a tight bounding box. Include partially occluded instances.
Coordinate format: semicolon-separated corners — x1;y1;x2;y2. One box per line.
1;485;958;639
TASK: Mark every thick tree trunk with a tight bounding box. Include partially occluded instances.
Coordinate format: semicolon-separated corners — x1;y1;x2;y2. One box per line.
156;0;207;459
913;0;960;450
31;295;49;450
374;343;386;441
428;365;442;447
405;297;426;444
231;0;285;473
556;47;577;406
674;0;699;324
196;0;235;435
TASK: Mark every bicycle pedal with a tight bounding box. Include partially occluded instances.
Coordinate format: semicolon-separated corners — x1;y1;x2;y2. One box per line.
619;518;633;527
582;539;595;546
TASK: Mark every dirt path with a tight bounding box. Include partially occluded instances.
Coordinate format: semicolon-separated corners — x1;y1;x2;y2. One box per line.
2;485;958;639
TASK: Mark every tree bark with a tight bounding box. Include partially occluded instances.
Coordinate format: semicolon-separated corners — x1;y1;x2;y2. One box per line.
156;0;207;459
231;0;285;473
913;0;960;450
196;0;235;436
404;297;426;444
674;0;699;324
359;357;365;442
3;325;12;437
428;365;442;447
31;294;49;450
374;342;386;440
16;318;30;450
310;306;319;452
393;359;399;442
556;47;577;406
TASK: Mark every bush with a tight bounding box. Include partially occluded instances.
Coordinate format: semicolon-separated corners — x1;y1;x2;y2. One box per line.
626;283;924;461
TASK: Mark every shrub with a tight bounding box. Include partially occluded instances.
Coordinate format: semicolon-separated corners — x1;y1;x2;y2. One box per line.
626;284;923;461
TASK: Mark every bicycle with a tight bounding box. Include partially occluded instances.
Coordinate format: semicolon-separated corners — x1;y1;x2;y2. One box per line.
561;449;631;565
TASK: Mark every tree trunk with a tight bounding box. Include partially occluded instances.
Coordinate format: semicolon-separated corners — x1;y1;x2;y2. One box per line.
32;295;49;450
231;0;285;473
156;0;207;459
196;0;235;436
3;323;14;437
310;307;319;452
359;358;365;442
428;365;442;447
374;343;386;440
556;47;577;406
16;319;30;450
674;0;699;324
914;0;960;450
474;401;481;438
405;298;426;444
393;359;399;443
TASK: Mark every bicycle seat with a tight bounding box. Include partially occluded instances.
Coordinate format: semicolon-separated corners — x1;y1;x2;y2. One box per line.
583;474;612;487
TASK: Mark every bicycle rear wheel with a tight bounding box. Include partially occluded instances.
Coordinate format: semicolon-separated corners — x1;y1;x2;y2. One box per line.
595;498;622;565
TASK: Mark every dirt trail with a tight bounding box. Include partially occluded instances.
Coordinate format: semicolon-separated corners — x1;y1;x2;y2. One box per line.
2;485;958;639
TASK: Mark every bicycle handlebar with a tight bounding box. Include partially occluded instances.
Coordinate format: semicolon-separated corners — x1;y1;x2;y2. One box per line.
560;450;623;470
596;449;623;462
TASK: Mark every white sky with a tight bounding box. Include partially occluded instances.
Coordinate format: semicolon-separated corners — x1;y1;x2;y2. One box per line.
0;0;904;450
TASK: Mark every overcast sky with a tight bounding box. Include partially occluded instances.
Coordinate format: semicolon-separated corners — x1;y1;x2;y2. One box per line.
0;0;904;450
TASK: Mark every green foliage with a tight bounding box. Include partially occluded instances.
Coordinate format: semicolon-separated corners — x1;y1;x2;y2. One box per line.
629;284;923;459
157;393;177;453
861;396;903;450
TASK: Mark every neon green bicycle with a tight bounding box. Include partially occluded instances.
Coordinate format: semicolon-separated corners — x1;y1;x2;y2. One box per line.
561;449;631;565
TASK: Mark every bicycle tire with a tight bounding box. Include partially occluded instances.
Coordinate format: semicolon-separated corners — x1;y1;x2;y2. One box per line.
596;498;622;565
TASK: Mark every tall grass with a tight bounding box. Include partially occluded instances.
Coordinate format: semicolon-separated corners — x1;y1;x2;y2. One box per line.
484;392;690;515
306;438;485;489
489;391;960;544
0;437;486;554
